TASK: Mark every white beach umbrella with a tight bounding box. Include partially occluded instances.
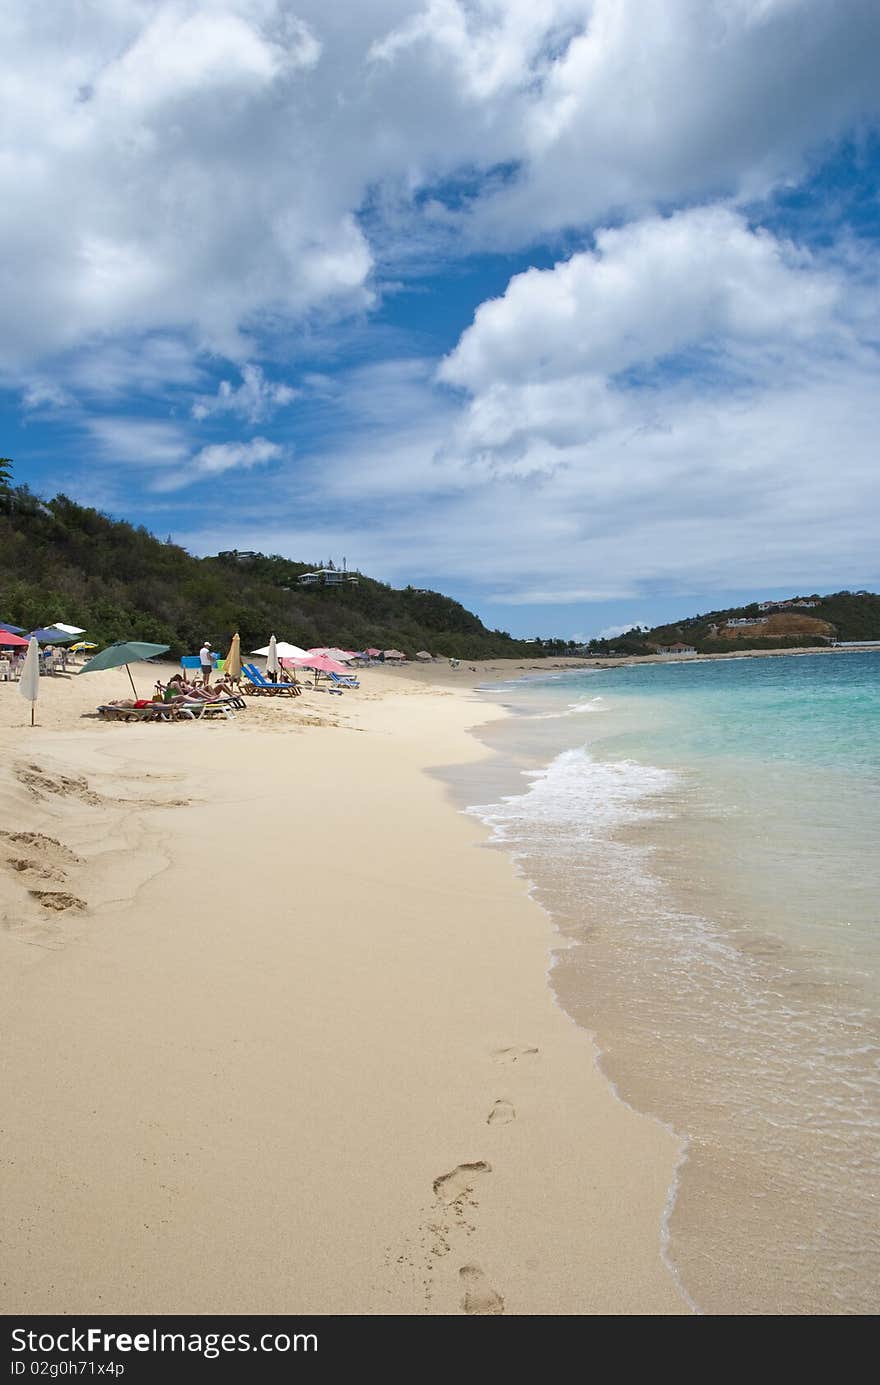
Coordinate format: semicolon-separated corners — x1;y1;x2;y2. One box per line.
18;636;40;726
265;634;279;677
48;622;86;635
251;641;307;659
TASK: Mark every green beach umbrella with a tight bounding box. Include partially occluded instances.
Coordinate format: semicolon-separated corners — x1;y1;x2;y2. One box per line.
78;641;170;698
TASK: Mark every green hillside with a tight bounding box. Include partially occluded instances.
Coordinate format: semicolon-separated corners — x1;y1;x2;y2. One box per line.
584;592;880;655
0;482;537;660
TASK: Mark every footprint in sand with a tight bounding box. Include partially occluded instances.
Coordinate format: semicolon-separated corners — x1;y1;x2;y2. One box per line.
487;1099;516;1125
433;1161;492;1207
28;890;86;913
492;1045;539;1065
6;858;68;883
459;1264;504;1315
15;763;103;805
0;832;81;865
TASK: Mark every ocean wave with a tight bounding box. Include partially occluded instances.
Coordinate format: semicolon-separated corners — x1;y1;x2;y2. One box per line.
467;745;678;842
531;696;607;720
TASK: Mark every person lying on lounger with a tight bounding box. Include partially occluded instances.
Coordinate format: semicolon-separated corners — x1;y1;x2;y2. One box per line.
155;676;244;709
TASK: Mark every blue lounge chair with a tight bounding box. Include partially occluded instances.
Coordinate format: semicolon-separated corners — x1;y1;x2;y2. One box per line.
241;662;301;696
328;670;360;689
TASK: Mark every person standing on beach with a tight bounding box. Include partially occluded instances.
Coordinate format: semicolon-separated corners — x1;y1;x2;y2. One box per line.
199;640;213;687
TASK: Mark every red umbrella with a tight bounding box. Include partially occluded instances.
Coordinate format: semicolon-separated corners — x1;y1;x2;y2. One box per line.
0;630;29;647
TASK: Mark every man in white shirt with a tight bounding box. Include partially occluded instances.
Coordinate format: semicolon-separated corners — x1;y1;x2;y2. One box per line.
199;640;213;686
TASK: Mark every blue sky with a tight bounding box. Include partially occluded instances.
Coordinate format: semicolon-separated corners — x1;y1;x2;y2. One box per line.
3;1;879;640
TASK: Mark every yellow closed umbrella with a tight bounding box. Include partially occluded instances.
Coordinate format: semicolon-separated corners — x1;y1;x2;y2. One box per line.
224;631;242;683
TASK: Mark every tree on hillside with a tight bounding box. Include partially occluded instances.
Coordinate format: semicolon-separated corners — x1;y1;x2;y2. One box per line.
0;458;13;514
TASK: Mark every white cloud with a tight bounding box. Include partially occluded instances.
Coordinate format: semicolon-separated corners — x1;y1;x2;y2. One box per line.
4;2;880;618
85;418;283;491
67;338;205;399
488;587;639;607
441;207;842;394
191;437;284;476
598;623;646;640
20;381;75;412
192;364;297;423
88;417;191;467
0;2;371;370
466;0;880;245
2;1;879;380
175;208;879;605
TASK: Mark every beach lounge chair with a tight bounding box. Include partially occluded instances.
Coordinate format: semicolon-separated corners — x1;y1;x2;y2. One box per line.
241;663;301;696
157;680;246;712
97;703;174;723
328;671;360;689
177;701;235;720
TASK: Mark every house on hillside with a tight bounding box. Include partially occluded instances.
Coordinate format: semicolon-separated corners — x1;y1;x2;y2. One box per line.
726;617;764;627
758;597;819;611
218;549;259;563
297;569;360;587
658;642;696;654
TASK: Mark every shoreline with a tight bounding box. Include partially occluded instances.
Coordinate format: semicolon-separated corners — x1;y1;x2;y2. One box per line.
0;665;689;1315
376;641;880;696
450;650;880;1314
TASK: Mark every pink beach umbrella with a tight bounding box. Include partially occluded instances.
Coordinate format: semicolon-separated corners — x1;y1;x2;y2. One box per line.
306;647;355;662
286;652;350;687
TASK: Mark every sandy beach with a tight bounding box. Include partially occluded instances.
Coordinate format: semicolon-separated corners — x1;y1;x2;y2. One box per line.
0;659;688;1316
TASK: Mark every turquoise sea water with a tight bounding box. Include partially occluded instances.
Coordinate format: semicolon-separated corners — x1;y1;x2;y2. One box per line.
459;652;880;1315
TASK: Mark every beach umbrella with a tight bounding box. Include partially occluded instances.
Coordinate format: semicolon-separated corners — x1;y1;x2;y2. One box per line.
29;627;78;645
224;632;242;682
251;640;307;659
47;623;86;636
288;652;349;686
265;635;279;679
78;640;170;698
0;621;26;634
19;636;40;726
0;629;29;647
306;647;356;663
69;641;98;653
